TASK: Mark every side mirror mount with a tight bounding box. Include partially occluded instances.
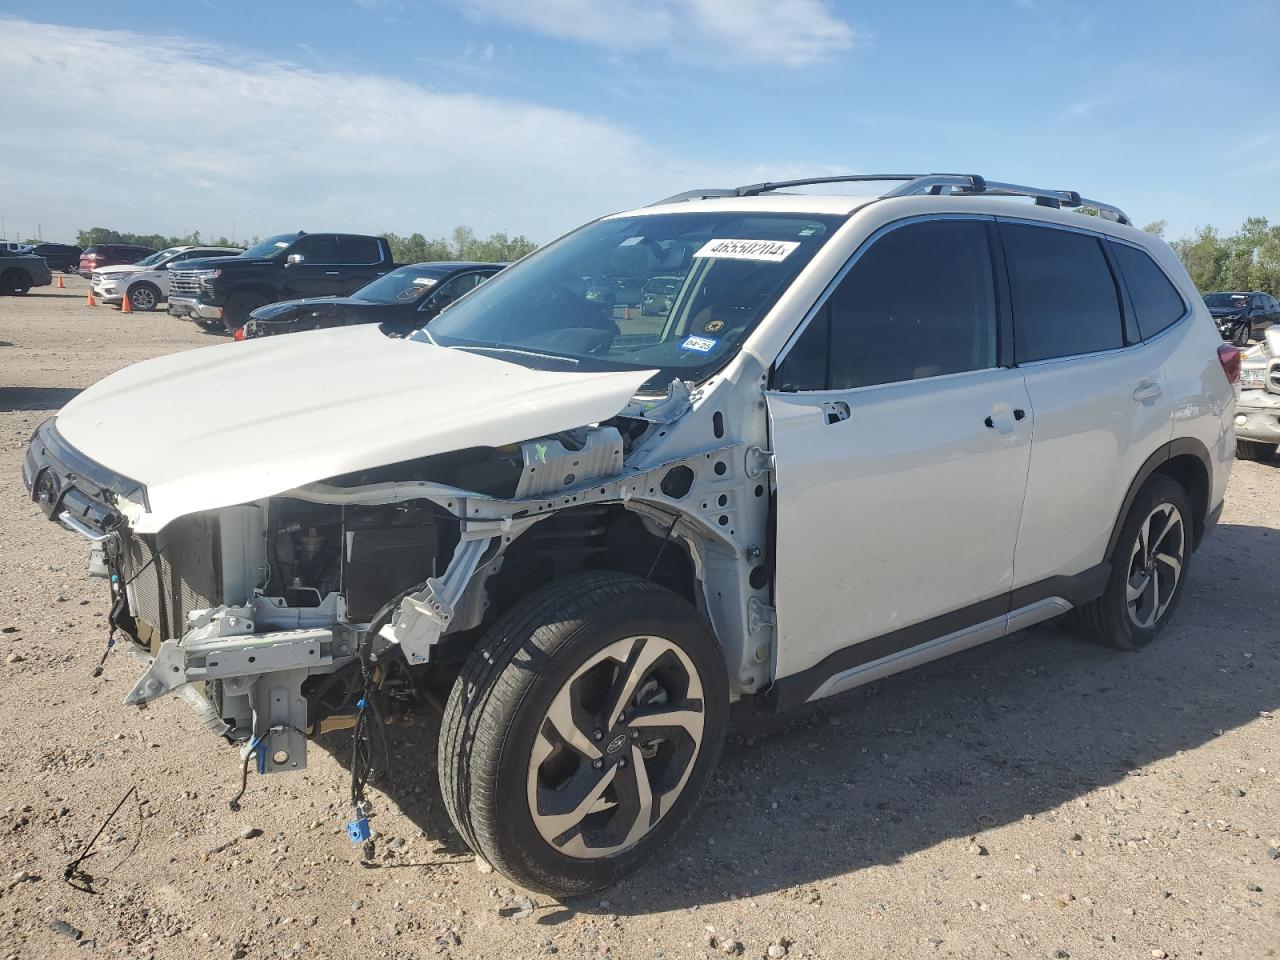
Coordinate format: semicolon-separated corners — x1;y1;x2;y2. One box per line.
286;253;305;265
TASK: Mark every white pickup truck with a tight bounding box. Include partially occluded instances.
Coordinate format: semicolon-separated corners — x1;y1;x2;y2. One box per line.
92;245;243;311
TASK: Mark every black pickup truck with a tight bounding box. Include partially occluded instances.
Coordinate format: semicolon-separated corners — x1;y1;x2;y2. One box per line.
167;232;396;332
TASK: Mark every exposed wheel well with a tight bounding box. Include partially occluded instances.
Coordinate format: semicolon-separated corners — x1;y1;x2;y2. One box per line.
487;504;699;622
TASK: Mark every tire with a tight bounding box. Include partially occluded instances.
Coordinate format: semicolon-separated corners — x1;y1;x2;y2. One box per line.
1232;322;1252;347
126;282;160;312
62;264;77;274
1;269;32;296
438;571;728;896
1236;440;1276;462
1073;475;1193;650
222;291;268;332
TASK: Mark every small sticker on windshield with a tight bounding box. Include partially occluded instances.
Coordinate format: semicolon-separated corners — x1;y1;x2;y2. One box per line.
681;335;718;353
693;238;800;262
412;277;437;286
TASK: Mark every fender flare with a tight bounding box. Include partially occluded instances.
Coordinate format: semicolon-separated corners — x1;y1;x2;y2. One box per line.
1105;437;1212;558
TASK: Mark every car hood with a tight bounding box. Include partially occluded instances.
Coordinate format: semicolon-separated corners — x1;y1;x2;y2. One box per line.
1207;305;1246;317
54;324;654;533
93;264;146;276
252;296;370;319
177;256;266;271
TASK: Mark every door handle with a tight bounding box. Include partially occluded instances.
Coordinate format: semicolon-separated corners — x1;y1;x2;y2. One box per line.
1133;381;1162;403
983;405;1023;434
821;400;850;424
323;271;341;276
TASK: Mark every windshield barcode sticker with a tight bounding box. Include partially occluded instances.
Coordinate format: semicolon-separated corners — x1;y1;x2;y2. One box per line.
680;335;718;353
693;238;800;262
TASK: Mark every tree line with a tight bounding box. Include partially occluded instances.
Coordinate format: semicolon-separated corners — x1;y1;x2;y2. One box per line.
73;225;537;264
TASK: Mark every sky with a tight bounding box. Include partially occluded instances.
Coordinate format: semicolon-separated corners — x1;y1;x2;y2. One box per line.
0;0;1277;247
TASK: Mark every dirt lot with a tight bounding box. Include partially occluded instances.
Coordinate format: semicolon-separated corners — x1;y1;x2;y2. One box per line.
0;279;1277;960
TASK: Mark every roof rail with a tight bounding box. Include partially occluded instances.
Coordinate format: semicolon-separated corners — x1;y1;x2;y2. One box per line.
652;172;1131;225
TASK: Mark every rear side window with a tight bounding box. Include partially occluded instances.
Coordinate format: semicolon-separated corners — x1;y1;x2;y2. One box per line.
1001;223;1124;363
1111;242;1185;339
777;218;998;391
341;236;383;263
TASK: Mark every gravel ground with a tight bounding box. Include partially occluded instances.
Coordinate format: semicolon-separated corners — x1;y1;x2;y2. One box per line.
1;279;1277;960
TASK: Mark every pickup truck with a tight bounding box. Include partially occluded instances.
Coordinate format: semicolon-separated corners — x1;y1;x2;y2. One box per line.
167;232;397;332
0;252;52;295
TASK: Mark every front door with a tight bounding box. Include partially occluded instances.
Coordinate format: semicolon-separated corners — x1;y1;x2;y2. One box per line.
767;217;1032;689
282;234;344;298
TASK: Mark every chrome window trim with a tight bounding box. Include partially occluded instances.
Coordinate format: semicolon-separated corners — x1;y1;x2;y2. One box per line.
773;213;997;373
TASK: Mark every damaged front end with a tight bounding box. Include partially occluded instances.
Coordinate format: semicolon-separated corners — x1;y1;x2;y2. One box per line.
25;386;767;779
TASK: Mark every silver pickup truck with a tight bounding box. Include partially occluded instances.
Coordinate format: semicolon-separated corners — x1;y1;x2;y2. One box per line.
0;252;53;295
1236;327;1280;461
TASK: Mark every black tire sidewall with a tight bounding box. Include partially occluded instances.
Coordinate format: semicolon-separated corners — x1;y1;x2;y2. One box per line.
1233;322;1251;346
224;292;267;330
472;577;727;894
128;283;159;311
1103;475;1193;649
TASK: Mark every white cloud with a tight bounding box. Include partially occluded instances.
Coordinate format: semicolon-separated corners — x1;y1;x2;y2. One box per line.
0;18;837;245
455;0;862;68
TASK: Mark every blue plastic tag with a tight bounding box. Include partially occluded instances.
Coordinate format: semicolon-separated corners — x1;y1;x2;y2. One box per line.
680;335;718;353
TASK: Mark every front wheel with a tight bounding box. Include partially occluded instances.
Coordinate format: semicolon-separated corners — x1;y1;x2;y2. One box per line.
438;571;728;896
1237;440;1276;462
1;269;31;295
1073;475;1192;650
222;291;268;333
127;283;160;312
1232;322;1253;346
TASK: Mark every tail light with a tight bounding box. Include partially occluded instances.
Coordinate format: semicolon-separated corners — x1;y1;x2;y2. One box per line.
233;327;246;341
1218;343;1241;385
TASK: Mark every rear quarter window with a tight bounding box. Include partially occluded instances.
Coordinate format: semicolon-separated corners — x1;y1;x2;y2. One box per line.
1001;222;1124;363
1110;242;1186;339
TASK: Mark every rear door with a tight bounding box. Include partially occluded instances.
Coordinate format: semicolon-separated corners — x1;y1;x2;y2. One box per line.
282;234;343;298
337;236;387;294
768;216;1032;689
1001;220;1174;590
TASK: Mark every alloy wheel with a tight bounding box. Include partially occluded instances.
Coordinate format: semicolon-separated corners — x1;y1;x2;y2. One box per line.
526;635;705;860
130;287;156;311
1125;502;1185;629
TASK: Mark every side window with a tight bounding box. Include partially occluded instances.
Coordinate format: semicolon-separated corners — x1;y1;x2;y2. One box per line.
427;272;484;310
1111;242;1186;339
292;234;340;264
1001;223;1124;362
777;219;998;391
340;236;383;264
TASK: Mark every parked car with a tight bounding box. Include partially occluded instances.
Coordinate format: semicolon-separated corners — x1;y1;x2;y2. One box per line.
167;231;397;333
640;275;683;316
0;252;52;295
242;261;504;340
1235;327;1280;461
1203;290;1280;346
79;243;156;278
29;243;83;273
23;173;1236;896
1;241;33;254
91;245;244;312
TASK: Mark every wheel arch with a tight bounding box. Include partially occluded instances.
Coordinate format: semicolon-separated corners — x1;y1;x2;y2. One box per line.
1106;438;1213;557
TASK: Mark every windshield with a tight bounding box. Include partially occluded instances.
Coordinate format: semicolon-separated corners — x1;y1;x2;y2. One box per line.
240;234;298;258
1204;293;1249;308
136;247;182;267
355;266;444;304
420;211;843;389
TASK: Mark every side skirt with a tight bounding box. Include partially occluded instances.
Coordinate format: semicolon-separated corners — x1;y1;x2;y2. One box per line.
768;563;1109;712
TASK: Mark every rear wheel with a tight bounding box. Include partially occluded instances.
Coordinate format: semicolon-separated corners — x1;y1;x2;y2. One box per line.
1236;440;1276;462
1;269;31;295
1232;321;1252;346
438;571;727;895
126;283;160;312
1073;475;1192;650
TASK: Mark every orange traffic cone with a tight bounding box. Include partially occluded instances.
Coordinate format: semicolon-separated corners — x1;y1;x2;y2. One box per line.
56;274;65;289
86;287;96;307
120;290;133;314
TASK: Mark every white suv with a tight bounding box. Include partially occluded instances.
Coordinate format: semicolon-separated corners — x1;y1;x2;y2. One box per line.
24;174;1237;895
91;244;243;311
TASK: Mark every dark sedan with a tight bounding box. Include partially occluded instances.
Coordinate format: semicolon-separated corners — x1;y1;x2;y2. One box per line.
241;261;505;340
